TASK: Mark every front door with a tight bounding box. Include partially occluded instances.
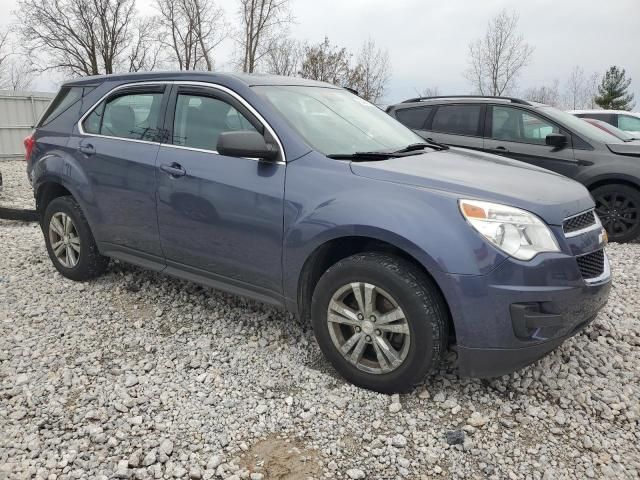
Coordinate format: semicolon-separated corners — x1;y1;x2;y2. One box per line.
484;105;579;179
155;85;286;298
68;85;167;258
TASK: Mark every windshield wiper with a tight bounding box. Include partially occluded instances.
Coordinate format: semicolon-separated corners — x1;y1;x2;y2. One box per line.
326;151;402;161
394;140;449;153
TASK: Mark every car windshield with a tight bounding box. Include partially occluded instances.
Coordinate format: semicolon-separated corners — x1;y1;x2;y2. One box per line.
539;106;624;144
254;85;424;156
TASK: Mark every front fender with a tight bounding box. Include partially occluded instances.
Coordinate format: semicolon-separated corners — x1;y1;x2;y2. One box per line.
282;153;508;302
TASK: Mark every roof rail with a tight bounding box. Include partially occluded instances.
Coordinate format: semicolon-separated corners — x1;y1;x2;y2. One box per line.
401;95;531;105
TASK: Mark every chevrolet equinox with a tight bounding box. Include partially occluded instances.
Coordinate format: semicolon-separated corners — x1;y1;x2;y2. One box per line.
26;73;611;393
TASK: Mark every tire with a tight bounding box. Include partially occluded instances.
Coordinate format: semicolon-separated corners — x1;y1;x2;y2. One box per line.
43;196;109;281
592;184;640;243
310;252;449;393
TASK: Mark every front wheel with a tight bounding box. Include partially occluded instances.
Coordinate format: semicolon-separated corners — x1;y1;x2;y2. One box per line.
592;184;640;243
310;252;449;393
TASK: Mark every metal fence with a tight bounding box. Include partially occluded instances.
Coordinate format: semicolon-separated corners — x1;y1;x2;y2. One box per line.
0;90;55;160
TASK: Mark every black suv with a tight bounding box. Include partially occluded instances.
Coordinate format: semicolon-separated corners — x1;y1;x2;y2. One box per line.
387;96;640;242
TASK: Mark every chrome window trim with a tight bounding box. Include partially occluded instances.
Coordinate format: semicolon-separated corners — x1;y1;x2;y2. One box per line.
76;80;286;164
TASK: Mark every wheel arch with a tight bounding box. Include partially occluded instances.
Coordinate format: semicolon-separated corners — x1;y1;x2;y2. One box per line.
295;235;456;343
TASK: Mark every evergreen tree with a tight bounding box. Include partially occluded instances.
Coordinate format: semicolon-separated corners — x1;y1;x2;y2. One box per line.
594;66;635;110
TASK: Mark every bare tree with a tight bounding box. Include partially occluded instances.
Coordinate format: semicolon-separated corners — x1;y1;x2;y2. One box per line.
264;37;302;76
4;60;35;91
238;0;292;73
352;38;391;103
563;66;600;109
415;86;440;97
0;30;10;74
564;66;586;109
299;37;360;88
126;17;163;72
524;79;561;106
464;10;534;95
16;0;144;75
156;0;227;71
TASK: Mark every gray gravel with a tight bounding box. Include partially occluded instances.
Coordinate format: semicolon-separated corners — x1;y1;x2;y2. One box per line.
1;159;639;479
0;160;34;210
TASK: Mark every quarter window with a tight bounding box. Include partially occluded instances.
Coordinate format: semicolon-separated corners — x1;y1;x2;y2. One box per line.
172;94;257;151
83;92;163;141
431;105;482;136
395;106;432;130
491;106;559;144
618;115;640;132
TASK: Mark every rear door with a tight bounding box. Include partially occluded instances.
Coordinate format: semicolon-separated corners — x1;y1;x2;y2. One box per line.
155;84;286;298
67;84;168;260
483;105;580;179
421;103;485;150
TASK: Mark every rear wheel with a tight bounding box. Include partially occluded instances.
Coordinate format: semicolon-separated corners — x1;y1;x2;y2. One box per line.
311;252;449;393
592;184;640;243
43;196;109;281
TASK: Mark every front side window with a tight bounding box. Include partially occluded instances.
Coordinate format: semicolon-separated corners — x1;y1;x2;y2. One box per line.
491;106;559;144
172;94;257;151
254;86;423;156
84;92;163;141
395;106;432;130
618;114;640;132
431;105;482;136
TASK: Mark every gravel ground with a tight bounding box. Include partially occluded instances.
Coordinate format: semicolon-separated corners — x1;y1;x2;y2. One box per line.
1;159;639;479
0;160;34;210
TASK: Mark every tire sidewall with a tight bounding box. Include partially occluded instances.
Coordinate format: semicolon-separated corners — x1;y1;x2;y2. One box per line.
311;256;441;393
43;197;95;280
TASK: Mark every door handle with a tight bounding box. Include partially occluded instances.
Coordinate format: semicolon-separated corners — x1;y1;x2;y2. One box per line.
78;143;95;156
160;162;186;177
492;146;509;154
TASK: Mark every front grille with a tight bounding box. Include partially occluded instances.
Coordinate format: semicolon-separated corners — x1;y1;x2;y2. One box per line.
576;250;605;279
563;210;596;234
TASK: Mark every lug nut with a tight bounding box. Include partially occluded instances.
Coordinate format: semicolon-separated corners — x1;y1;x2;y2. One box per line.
357;314;364;320
355;326;361;332
376;330;381;336
370;316;376;322
366;335;371;342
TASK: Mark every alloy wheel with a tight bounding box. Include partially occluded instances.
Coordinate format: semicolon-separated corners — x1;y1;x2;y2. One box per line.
49;212;81;268
595;192;639;239
327;282;411;374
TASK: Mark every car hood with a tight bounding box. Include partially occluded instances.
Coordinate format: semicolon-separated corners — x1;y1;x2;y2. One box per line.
607;142;640;156
350;148;594;226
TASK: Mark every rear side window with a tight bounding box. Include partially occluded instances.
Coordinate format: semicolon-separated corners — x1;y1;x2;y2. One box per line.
618;115;640;131
431;105;481;136
172;94;257;151
394;106;432;129
83;92;164;141
38;87;84;127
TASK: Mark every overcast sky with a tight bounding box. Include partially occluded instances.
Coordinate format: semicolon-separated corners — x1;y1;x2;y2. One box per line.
2;0;639;107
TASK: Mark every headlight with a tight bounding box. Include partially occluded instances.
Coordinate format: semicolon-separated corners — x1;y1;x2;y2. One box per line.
459;199;560;260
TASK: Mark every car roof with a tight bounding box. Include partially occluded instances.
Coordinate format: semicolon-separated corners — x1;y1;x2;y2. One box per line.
62;71;339;89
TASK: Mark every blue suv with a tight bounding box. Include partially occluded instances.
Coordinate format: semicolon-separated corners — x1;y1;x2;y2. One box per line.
26;73;611;393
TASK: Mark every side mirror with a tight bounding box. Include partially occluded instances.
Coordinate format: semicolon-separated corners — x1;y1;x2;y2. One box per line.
545;133;567;148
217;131;279;161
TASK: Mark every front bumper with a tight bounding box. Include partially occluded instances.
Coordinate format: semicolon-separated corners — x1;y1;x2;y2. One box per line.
439;222;611;378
